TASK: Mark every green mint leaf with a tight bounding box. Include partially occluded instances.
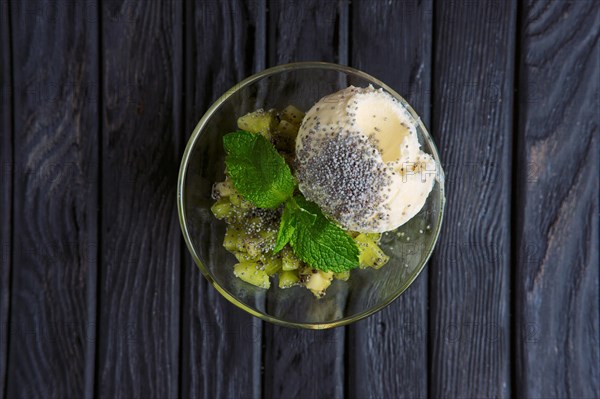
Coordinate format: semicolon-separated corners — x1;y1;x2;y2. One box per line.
289;195;359;273
292;195;321;216
223;131;295;208
273;201;297;254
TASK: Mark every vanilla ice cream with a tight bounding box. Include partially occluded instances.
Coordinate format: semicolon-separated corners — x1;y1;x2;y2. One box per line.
295;85;438;233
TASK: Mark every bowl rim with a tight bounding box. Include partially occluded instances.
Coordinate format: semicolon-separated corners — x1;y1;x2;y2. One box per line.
177;61;446;329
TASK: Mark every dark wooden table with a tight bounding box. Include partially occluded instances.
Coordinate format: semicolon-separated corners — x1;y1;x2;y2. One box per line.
1;0;599;398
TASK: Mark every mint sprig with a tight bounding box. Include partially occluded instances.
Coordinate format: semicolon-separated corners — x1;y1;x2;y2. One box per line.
285;196;359;273
224;131;295;208
223;131;359;273
273;200;298;253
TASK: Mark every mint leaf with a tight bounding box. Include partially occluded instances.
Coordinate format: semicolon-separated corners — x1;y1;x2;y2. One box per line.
289;196;359;273
224;131;295;208
273;201;297;253
292;195;321;216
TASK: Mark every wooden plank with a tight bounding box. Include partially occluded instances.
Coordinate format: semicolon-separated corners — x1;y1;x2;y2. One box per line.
97;0;182;397
429;1;515;397
0;0;13;396
346;0;432;397
179;1;265;398
5;0;99;397
514;1;599;397
267;0;343;64
262;1;345;398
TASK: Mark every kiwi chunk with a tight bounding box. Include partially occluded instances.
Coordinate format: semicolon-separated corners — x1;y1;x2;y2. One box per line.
301;269;334;297
281;247;301;271
280;105;305;125
263;255;282;276
223;226;242;252
363;232;382;243
278;270;300;288
233;262;270;289
355;233;390;269
210;198;232;220
239;235;262;258
233;251;254;262
237;109;276;139
223;226;262;258
228;192;253;210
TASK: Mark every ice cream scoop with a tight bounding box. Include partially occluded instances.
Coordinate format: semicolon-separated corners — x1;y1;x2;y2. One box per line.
295;85;437;233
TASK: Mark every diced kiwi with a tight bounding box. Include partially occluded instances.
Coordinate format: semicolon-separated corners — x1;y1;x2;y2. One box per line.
281;247;301;271
280;105;305;125
258;228;277;244
364;232;382;243
355;233;390;269
263;255;282;276
240;236;262;258
239;232;274;259
223;226;260;258
237;109;276;139
302;269;334;297
278;270;300;288
243;216;264;235
223;226;242;252
210;198;232;220
334;271;350;281
229;192;253;210
233;251;254;262
233;262;270;289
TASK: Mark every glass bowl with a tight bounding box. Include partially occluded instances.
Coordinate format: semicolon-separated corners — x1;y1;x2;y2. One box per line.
177;62;445;329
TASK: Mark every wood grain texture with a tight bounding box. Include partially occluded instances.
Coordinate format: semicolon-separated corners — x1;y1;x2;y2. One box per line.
429;1;515;397
1;0;13;396
514;1;599;397
262;2;345;398
1;2;598;398
5;0;99;397
179;1;264;398
267;0;342;64
347;0;432;398
97;0;182;397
